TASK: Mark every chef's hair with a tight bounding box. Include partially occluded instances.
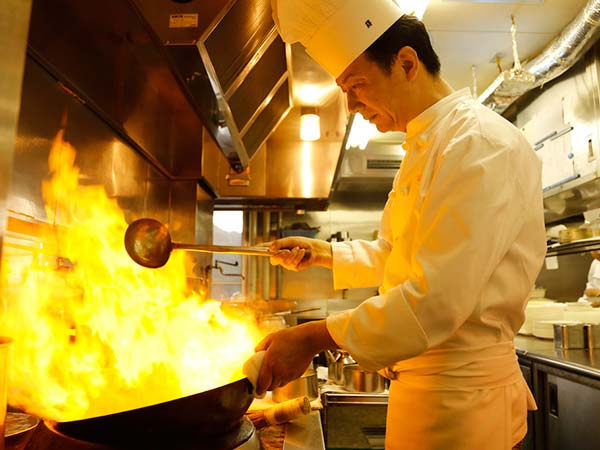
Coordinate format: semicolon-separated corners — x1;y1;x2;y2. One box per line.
365;14;441;77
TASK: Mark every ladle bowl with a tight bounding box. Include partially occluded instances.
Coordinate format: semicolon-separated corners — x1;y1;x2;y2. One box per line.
124;218;275;268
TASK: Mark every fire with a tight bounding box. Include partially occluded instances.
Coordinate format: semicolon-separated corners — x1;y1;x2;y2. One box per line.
0;131;264;422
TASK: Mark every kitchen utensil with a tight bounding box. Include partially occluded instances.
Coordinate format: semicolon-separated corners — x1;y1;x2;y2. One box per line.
246;397;311;429
324;349;355;385
342;364;385;393
54;377;254;445
124;218;276;268
267;307;322;317
5;412;39;450
272;369;318;403
553;322;585;349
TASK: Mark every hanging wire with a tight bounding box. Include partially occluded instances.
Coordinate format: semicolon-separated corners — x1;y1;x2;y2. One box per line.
511;15;523;71
471;65;478;98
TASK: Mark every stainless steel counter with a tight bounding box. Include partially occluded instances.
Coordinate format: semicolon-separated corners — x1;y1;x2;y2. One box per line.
515;335;600;380
283;411;325;450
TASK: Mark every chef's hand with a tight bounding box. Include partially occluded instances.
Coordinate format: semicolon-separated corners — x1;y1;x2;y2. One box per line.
268;237;332;271
585;287;600;297
254;320;337;396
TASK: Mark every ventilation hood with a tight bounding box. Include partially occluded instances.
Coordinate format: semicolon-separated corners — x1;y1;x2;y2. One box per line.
133;0;291;173
26;0;291;179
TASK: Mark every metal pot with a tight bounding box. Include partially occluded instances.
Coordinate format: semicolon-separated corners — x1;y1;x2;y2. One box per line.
272;369;318;403
324;349;355;385
343;364;385;393
54;377;254;445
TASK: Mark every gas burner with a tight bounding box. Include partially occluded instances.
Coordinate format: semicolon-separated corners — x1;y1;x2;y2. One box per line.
26;416;260;450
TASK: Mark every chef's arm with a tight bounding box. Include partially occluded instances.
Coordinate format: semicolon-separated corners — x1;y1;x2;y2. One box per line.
268;236;333;270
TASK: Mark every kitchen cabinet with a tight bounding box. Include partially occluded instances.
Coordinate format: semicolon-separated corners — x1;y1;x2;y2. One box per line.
320;391;388;450
516;336;600;450
543;372;600;450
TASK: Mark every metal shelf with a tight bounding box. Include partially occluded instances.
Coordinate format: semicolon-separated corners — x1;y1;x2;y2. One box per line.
546;238;600;257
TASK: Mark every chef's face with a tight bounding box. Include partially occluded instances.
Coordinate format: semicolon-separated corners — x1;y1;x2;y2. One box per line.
592;250;600;261
336;53;411;132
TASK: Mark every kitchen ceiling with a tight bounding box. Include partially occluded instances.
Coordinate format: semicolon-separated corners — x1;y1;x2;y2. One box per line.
269;0;590;194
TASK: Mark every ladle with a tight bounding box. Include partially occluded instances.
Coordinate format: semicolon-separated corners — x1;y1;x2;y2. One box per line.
124;218;277;268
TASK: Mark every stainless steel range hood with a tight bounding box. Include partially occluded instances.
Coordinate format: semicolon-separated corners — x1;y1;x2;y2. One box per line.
133;0;292;173
26;0;291;180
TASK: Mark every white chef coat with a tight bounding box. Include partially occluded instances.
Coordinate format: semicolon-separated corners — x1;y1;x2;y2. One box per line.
583;258;600;300
326;88;546;450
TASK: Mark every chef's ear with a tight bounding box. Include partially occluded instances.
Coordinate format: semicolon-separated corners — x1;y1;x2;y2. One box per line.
395;46;419;81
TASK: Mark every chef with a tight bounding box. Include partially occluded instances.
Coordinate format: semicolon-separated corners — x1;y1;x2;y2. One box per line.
582;250;600;302
249;1;546;449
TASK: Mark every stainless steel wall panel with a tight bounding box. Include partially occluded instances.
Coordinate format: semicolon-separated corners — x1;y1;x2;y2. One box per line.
27;0;204;179
513;43;600;223
12;56;206;232
266;140;340;199
0;0;32;281
169;182;198;244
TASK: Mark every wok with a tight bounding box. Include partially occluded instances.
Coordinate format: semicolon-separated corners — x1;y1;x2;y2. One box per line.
54;377;254;445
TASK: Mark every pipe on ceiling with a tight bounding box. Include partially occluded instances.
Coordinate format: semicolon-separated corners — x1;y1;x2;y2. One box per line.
479;0;600;114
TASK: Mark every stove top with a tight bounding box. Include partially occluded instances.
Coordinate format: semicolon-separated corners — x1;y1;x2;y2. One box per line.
24;416;260;450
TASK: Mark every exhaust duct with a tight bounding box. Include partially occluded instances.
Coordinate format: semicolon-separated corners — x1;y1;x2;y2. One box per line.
479;0;600;114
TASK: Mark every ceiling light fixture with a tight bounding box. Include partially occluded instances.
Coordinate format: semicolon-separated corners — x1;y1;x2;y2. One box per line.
299;106;320;141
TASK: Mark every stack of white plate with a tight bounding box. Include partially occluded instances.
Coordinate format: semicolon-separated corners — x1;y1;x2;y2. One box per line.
563;303;600;323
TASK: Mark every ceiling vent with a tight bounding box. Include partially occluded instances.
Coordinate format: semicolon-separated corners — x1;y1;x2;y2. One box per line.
366;159;402;170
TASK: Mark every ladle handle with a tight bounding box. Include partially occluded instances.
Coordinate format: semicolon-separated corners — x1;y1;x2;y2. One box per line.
171;243;275;257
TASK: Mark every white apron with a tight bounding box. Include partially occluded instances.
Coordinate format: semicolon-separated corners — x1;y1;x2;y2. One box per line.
382;342;535;450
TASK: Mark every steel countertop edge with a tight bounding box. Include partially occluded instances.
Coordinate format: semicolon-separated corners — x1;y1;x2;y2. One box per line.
514;335;600;381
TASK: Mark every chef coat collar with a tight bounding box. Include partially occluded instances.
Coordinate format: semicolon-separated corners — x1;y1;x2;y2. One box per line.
405;88;472;149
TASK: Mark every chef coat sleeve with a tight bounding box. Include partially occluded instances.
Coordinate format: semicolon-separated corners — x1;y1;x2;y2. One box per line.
331;238;391;289
330;187;394;289
327;130;541;370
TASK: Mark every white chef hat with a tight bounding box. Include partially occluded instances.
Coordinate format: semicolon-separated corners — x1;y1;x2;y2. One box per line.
272;0;403;78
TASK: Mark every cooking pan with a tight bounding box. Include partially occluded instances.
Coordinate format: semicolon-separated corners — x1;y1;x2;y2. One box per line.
53;377;254;445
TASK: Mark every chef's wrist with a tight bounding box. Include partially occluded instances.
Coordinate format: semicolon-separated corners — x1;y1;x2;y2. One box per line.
299;320;338;354
313;240;333;269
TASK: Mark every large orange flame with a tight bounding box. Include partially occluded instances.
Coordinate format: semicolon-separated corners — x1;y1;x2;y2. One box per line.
0;131;264;421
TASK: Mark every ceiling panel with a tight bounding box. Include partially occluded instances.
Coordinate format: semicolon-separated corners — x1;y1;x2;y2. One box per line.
425;0;589;89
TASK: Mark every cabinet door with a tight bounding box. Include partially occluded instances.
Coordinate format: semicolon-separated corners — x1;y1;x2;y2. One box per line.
545;374;600;450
